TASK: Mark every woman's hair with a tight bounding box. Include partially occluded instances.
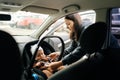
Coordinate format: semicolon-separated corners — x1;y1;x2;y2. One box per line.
65;13;83;41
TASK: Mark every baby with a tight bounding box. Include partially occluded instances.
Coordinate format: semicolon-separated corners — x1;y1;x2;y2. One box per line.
33;46;65;78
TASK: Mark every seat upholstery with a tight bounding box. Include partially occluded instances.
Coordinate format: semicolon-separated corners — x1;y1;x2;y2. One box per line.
48;22;108;80
0;30;23;80
80;22;107;54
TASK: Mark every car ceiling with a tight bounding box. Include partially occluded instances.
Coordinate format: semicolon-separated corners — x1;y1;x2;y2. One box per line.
0;0;120;14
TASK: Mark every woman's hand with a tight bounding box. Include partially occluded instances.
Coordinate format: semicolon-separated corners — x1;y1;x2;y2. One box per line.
46;61;63;71
47;52;60;62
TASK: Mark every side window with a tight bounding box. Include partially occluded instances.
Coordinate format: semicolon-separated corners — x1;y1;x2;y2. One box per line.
51;10;96;41
79;10;96;26
110;8;120;46
51;18;69;41
41;10;96;51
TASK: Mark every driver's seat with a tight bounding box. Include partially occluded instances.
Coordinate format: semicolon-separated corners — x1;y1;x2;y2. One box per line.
0;30;23;80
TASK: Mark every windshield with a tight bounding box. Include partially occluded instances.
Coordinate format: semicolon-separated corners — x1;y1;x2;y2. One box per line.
0;11;49;36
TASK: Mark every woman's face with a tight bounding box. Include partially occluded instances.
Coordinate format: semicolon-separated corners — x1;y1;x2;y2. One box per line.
65;19;74;32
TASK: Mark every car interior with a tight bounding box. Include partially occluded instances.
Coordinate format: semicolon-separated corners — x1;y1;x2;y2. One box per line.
0;0;120;80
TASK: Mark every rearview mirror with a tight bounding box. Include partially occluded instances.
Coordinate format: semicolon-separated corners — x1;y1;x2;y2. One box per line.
0;14;11;21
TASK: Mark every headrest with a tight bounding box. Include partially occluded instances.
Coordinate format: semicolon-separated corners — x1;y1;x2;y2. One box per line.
80;22;107;54
0;30;23;80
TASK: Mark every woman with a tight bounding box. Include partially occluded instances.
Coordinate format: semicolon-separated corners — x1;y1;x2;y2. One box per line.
47;13;86;71
34;14;120;78
47;12;120;72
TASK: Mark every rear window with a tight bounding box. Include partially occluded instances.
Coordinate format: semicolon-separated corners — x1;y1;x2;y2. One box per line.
110;8;120;46
111;8;120;37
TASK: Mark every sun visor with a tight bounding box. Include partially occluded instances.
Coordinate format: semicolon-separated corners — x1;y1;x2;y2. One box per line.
0;0;37;12
22;5;59;14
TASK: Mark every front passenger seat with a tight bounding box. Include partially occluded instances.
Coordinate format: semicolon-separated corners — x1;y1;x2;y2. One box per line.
48;22;107;80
